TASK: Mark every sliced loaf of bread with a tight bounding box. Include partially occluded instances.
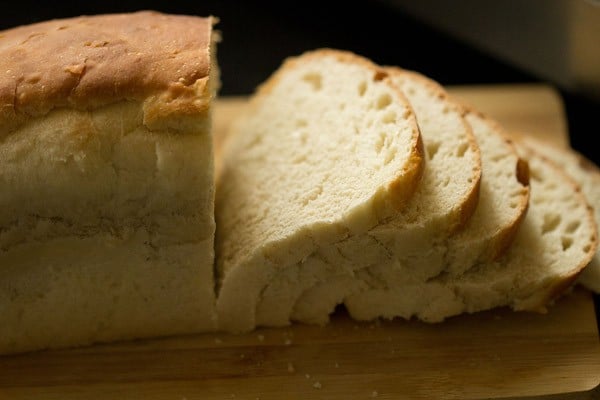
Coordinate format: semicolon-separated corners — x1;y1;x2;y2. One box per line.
343;144;597;323
291;106;531;324
517;136;600;293
255;67;482;327
215;49;425;332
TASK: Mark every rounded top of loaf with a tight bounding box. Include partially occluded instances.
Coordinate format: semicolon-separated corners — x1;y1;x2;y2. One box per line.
0;11;217;132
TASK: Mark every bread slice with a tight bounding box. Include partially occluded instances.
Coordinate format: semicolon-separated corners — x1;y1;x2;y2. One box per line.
215;49;425;332
343;144;597;323
516;136;600;293
442;110;530;274
290;102;529;325
0;12;219;354
254;68;482;327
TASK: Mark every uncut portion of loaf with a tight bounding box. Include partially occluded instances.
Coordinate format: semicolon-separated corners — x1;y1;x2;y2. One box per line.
255;68;482;327
516;136;600;293
290;110;530;326
0;11;219;354
215;49;425;332
344;145;597;323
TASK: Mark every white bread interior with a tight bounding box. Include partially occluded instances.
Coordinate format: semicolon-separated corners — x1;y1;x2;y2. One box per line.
215;49;425;332
516;135;600;293
343;145;596;323
254;67;483;328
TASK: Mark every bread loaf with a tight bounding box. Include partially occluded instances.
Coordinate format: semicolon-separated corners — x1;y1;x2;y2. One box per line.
2;22;595;356
215;49;425;332
0;11;220;354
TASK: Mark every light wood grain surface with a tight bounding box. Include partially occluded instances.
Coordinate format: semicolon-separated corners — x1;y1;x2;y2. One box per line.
447;84;570;146
1;84;598;400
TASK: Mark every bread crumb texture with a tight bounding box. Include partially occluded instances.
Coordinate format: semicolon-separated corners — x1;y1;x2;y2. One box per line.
215;49;423;332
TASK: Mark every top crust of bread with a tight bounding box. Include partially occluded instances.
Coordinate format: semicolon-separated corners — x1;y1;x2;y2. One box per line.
0;11;216;132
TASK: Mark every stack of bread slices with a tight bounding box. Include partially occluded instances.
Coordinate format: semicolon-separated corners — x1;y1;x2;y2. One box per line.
216;48;599;332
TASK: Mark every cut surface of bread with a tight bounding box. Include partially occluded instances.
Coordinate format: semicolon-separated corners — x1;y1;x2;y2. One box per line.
215;50;425;332
0;11;219;354
362;69;482;275
253;68;482;327
442;110;530;274
516;136;600;293
342;145;597;323
290;98;530;326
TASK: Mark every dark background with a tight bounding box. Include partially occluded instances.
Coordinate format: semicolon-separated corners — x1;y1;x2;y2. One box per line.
2;1;599;314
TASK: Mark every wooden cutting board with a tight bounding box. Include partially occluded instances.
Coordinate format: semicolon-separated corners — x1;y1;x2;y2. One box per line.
1;84;599;400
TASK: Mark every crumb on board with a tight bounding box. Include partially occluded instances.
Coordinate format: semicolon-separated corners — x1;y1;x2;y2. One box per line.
371;390;379;397
257;334;265;342
313;381;322;389
287;362;295;373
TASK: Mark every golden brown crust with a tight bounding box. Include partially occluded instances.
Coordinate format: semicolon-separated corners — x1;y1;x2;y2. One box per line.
517;269;582;314
0;11;216;132
387;131;426;210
